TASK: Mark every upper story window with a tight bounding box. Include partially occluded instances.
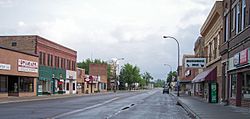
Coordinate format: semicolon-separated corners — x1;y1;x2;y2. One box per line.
39;52;43;65
225;14;229;42
11;41;17;46
242;0;246;30
236;3;241;34
232;7;236;31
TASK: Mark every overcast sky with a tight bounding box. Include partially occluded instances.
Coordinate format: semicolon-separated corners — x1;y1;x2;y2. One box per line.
0;0;217;80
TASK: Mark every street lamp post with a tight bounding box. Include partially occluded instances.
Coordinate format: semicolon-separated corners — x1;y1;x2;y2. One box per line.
164;64;172;73
163;36;180;96
164;63;172;86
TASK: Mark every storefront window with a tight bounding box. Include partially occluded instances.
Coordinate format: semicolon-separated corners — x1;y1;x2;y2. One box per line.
231;74;237;98
19;77;34;92
242;73;250;99
0;76;7;92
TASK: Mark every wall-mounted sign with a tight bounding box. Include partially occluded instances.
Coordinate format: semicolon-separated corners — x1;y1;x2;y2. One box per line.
240;48;248;65
18;59;38;73
66;70;76;79
233;53;240;66
228;57;237;71
0;63;11;70
185;58;206;68
185;70;191;77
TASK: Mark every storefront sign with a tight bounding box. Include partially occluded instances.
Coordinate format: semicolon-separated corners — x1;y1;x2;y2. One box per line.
210;83;217;103
233;53;240;66
228;57;237;71
185;70;191;77
66;70;76;79
18;59;38;73
240;48;248;65
0;63;11;70
185;58;206;68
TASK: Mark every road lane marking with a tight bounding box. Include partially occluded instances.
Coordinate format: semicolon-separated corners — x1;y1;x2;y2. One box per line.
49;97;120;119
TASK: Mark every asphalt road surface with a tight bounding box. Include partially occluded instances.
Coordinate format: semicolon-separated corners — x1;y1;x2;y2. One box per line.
0;89;189;119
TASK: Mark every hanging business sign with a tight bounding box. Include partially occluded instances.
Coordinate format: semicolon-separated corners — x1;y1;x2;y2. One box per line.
240;48;248;65
210;83;217;103
185;58;206;68
185;70;191;77
233;53;240;66
0;63;11;70
18;59;38;73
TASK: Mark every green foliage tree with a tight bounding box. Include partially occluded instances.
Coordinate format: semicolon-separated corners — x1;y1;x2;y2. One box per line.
119;63;143;90
142;72;153;86
154;79;165;87
166;71;177;84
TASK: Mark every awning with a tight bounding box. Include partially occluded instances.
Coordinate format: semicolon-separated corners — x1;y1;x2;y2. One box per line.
192;67;217;83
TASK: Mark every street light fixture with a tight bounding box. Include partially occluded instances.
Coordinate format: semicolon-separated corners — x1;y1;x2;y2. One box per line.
163;36;180;96
164;64;172;72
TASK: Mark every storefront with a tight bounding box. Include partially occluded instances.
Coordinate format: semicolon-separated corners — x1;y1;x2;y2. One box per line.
192;67;218;103
38;66;66;95
66;70;77;94
84;75;98;94
228;48;250;107
0;47;38;97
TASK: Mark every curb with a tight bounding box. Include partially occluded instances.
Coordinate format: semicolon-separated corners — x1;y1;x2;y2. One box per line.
0;90;144;104
0;92;113;104
170;92;200;119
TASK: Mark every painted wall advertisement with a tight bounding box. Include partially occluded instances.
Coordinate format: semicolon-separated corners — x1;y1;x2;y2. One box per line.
18;59;38;73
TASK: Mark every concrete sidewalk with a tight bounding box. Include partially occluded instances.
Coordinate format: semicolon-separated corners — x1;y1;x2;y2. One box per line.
170;91;250;119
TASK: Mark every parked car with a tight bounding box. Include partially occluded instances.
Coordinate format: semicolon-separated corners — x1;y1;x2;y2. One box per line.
163;87;169;94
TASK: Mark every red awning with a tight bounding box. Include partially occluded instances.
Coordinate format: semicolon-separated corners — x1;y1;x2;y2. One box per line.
192;67;217;83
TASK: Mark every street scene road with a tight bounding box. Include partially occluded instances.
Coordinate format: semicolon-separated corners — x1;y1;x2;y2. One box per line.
0;89;189;119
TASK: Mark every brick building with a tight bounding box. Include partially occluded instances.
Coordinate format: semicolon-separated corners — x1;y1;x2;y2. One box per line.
76;68;85;94
0;35;77;95
197;1;223;102
221;0;250;107
0;46;38;97
179;54;197;93
89;64;108;92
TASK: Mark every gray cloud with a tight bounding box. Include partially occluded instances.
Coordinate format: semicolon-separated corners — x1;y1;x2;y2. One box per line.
0;0;217;80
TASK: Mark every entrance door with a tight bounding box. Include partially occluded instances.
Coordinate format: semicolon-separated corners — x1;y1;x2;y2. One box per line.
69;80;73;94
8;76;19;96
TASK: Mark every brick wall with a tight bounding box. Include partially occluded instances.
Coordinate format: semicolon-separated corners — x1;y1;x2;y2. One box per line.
0;36;36;54
0;48;38;77
89;64;108;83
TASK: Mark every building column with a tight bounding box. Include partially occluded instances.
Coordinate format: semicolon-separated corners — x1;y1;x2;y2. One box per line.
236;73;243;106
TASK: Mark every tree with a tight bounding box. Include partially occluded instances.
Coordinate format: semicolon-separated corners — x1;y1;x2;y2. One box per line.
142;72;153;86
119;63;142;90
154;79;165;87
166;71;177;87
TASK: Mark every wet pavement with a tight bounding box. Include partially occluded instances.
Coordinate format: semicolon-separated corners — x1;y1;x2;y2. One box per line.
0;89;189;119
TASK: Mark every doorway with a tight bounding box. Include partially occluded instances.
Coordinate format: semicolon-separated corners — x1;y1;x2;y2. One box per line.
8;76;19;96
